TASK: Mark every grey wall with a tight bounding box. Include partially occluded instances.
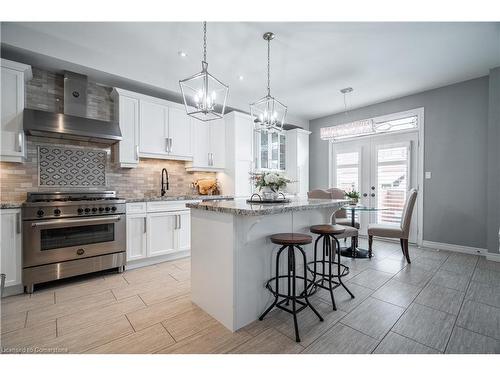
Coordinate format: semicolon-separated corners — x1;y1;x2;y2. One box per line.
487;68;500;255
309;77;490;250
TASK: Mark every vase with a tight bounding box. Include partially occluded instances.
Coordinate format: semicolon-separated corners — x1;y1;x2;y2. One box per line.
349;198;358;205
261;186;279;200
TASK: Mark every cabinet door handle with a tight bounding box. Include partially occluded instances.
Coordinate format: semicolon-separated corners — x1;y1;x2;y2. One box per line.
135;145;139;161
169;138;173;153
165;138;169;153
16;212;21;234
143;217;147;233
18;132;23;153
178;214;182;229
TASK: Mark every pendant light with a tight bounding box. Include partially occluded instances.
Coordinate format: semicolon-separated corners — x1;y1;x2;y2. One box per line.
250;32;287;133
179;21;229;122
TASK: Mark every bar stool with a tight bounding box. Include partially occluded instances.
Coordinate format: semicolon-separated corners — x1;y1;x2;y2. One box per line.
259;232;324;342
308;225;355;310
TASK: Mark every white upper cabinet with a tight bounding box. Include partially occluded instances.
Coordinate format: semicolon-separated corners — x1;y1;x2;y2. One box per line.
112;88;193;167
186;117;226;172
168;106;192;158
286;128;311;196
216;111;254;197
1;59;32;163
140;99;168;156
112;90;139;168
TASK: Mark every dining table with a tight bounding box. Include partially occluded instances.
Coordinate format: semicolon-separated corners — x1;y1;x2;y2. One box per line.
338;204;389;259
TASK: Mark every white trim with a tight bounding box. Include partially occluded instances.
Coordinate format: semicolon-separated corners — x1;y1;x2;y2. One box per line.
486;252;500;262
421;240;486;256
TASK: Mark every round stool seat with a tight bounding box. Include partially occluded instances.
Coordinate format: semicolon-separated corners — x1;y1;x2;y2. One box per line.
270;233;313;245
310;224;346;235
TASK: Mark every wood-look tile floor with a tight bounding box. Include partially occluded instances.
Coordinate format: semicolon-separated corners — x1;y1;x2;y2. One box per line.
1;240;499;354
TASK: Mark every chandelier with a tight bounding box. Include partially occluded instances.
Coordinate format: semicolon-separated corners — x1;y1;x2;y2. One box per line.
179;22;229;122
250;32;287;133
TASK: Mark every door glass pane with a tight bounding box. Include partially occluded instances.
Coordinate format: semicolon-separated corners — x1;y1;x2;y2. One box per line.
376;146;408;225
40;224;115;251
279;134;286;170
270;133;279;170
335;152;359;192
260;130;268;169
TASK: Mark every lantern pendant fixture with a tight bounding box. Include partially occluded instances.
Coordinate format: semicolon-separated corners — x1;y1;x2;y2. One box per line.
179;21;229;122
250;32;287;133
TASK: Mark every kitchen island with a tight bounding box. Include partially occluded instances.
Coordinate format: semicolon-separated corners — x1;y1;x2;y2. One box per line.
186;197;348;331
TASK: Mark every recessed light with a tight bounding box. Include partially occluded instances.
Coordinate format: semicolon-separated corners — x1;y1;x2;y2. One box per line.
238;75;244;81
178;51;187;57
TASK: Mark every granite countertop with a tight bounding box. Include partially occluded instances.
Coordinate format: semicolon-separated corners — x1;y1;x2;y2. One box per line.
125;195;234;203
186;198;349;216
0;202;23;209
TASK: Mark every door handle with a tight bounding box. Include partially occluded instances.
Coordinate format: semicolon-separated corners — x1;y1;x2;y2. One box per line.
16;212;21;234
18;132;23;153
143;217;147;233
135;145;139;161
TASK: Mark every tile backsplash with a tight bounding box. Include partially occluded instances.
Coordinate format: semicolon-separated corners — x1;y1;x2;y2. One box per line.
38;145;107;187
0;66;216;203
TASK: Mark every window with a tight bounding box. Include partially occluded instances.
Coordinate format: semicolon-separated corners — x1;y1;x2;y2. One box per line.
335;151;359;192
376;145;409;225
256;130;286;171
321;115;417;141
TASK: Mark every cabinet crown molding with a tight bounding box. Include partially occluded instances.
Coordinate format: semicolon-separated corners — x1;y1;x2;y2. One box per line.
1;58;32;81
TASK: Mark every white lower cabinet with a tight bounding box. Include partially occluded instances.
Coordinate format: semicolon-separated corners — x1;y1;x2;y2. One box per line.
126;214;147;261
126;202;192;265
0;209;22;289
147;211;177;257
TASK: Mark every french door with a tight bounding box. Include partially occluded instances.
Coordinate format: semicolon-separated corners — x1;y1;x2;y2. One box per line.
332;132;419;243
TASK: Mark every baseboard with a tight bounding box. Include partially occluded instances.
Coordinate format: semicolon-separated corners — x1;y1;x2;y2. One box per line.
421;240;486;256
1;284;24;297
126;250;190;270
486;252;500;262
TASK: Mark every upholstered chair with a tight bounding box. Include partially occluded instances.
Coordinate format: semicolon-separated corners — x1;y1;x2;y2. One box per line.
326;188;360;229
307;189;358;248
367;188;418;263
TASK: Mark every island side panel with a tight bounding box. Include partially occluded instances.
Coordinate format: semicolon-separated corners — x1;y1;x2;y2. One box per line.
190;209;236;331
234;207;334;330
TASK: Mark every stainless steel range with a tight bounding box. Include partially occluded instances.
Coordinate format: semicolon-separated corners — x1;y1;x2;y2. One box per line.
22;191;126;293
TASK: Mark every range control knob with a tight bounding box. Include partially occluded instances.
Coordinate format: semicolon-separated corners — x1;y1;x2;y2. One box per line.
98;207;104;212
91;207;97;213
84;208;90;213
54;208;61;216
77;208;84;214
37;209;45;217
105;207;111;212
111;206;117;211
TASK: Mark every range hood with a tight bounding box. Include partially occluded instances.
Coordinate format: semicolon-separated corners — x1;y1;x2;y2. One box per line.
23;71;122;144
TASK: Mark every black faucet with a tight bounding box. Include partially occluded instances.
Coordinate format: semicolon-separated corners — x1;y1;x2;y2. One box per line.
161;168;169;196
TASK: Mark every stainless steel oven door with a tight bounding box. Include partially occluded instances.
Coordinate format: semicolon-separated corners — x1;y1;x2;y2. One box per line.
23;215;126;267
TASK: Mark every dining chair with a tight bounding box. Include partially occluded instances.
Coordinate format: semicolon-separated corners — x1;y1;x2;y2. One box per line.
367;188;418;263
326;188;360;229
307;189;359;248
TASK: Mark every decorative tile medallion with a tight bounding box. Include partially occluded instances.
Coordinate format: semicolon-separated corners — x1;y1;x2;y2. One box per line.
38;145;106;187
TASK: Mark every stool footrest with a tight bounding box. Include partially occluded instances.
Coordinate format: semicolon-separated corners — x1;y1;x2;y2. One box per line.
264;275;318;300
307;260;350;278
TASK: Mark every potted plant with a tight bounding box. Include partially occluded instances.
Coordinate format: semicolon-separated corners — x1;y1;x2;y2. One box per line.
250;171;291;200
345;190;361;205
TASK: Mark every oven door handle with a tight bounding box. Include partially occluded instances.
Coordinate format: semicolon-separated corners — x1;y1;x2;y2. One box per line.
31;215;122;229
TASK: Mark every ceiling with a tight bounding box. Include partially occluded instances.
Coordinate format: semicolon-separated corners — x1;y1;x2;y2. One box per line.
1;22;499;123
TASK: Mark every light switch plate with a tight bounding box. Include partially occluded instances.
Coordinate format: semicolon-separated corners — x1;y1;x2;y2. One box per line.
425;171;432;179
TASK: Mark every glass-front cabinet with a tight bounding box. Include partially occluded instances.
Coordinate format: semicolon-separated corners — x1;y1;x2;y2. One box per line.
255;130;286;171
